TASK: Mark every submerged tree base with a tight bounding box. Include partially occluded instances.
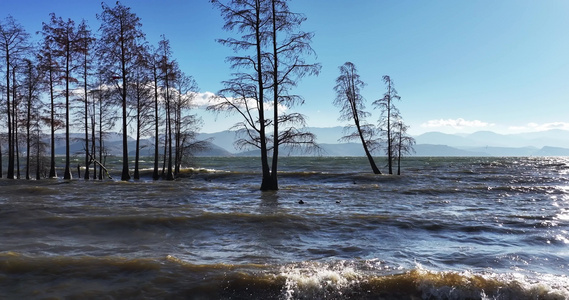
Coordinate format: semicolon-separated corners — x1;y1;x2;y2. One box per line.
260;176;278;191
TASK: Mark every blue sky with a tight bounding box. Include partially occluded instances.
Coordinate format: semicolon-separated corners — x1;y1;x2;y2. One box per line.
2;0;569;135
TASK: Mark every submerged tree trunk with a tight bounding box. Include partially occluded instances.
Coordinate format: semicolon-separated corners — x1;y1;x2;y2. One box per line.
134;82;141;180
48;67;57;178
6;49;14;179
152;64;160;180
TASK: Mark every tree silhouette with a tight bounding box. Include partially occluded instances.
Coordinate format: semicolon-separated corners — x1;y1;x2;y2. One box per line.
333;62;381;174
374;75;400;175
97;1;146;181
265;0;320;189
41;13;82;180
210;0;319;190
39;23;63;178
209;0;272;189
393;119;415;175
0;16;30;179
22;58;43;180
76;20;95;180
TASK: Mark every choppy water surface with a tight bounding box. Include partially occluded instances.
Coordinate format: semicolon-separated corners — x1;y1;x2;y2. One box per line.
1;156;569;299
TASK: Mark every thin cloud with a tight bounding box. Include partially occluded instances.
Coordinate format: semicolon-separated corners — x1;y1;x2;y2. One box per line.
196;91;288;113
508;122;569;132
421;118;494;129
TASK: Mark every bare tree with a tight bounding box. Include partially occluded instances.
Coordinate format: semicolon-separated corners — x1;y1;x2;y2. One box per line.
38;25;64;178
265;0;320;189
333;62;381;174
210;0;319;190
158;36;175;180
393;119;415;175
0;16;30;179
374;75;400;175
41;13;82;180
97;1;146;181
129;48;153;180
172;71;200;175
210;0;271;190
22;57;43;180
149;46;161;180
76;20;95;179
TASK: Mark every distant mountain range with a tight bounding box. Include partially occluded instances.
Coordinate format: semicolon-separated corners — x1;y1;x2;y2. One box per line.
45;127;569;157
197;127;569;157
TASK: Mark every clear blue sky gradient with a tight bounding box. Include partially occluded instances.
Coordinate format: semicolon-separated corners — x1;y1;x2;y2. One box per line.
2;0;568;134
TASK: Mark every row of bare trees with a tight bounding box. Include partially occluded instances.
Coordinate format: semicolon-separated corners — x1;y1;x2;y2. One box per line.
0;2;203;181
334;62;415;175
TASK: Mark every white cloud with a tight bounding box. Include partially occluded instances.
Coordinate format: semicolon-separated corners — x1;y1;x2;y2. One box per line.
420;118;494;129
195;91;288;114
193;91;217;107
508;122;569;132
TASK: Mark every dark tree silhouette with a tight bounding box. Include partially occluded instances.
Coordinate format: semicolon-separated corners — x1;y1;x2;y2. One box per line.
97;1;146;181
150;46;161;181
22;58;43;180
129;48;153;180
76;20;95;180
38;25;63;178
393;119;415;175
265;0;320;190
333;62;381;174
42;13;81;180
209;0;272;190
374;75;400;175
0;16;29;179
210;0;319;190
172;71;201;175
158;35;175;180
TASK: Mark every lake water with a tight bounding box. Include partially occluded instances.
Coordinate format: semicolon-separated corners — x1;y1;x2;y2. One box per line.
1;156;568;299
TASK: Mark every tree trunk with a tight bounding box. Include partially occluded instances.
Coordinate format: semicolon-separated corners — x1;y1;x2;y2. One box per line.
49;68;57;178
6;51;14;179
269;0;279;191
26;69;31;180
35;132;41;180
84;55;90;180
152;66;160;180
63;47;72;180
13;68;20;179
386;81;393;175
253;0;271;191
134;84;141;180
98;93;104;180
119;24;130;181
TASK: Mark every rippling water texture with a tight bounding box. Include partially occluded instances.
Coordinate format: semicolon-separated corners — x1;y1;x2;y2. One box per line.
1;157;568;299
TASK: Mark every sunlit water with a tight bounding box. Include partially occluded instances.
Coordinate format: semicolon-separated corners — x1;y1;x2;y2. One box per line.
1;156;569;299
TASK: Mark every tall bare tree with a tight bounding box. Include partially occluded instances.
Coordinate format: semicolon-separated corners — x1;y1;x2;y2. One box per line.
172;71;200;175
393;119;415;175
158;36;175;180
97;1;146;181
265;0;320;189
333;62;381;174
0;16;29;179
22;57;43;180
374;75;400;174
150;46;161;180
210;0;271;189
38;26;63;178
129;49;153;180
41;13;82;180
210;0;319;190
77;20;95;179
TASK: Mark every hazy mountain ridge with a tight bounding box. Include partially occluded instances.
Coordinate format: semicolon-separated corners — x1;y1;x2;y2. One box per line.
198;127;569;157
43;128;569;157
